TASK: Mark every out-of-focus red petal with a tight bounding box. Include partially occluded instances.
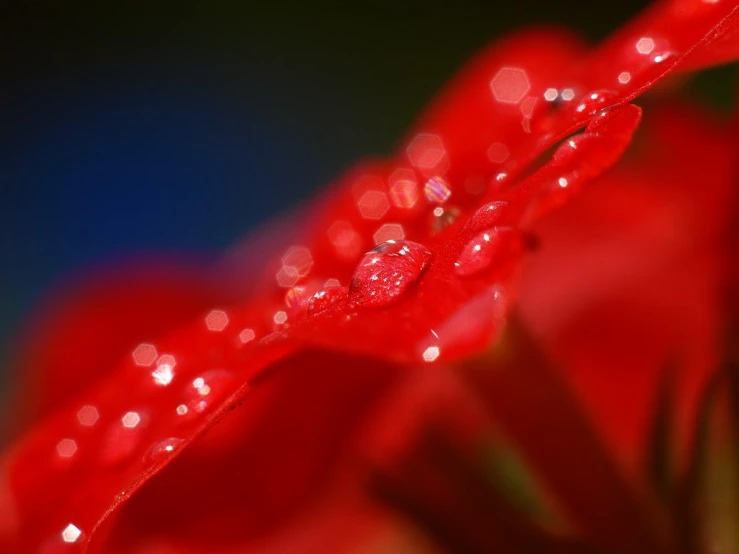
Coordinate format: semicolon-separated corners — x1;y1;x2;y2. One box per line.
5;259;246;436
99;360;485;554
518;103;738;466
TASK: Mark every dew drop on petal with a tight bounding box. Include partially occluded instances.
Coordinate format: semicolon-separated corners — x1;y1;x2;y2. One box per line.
308;285;349;313
464;201;509;232
573;89;618;117
145;437;185;464
350;240;432;307
424;176;451;204
454;227;515;278
179;370;235;418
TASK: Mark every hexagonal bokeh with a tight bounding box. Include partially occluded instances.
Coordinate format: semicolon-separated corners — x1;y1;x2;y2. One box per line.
406;133;447;171
132;343;157;367
204;309;229;332
635;37;655;54
373;223;405;245
388;168;419;209
357;190;390;220
490;67;530;104
275;265;300;288
281;246;313;277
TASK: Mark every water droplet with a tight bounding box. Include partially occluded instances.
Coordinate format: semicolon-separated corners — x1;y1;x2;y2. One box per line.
308;285;349;313
179;370;235;419
454;227;516;278
350;240;432;307
145;437;185;464
464;201;509;232
573;89;618;117
424;176;451;204
430;206;460;233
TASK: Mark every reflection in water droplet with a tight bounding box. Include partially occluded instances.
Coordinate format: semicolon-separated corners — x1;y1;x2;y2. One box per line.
145;437;185;464
573;89;618;117
350;240;432;307
424;176;451;204
308;285;349;313
464;201;509;232
454;227;515;278
431;206;460;233
151;362;174;386
179;370;235;418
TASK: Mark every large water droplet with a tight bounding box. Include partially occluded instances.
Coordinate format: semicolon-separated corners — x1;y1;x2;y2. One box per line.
350;240;432;307
308;285;349;313
145;437;185;464
573;89;618;117
464;201;509;232
454;227;515;278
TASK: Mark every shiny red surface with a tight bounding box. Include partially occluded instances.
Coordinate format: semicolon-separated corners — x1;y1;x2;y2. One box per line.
1;1;738;552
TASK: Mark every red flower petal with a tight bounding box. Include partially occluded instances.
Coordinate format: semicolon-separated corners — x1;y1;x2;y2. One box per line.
2;2;739;550
5;259;247;437
518;102;737;465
